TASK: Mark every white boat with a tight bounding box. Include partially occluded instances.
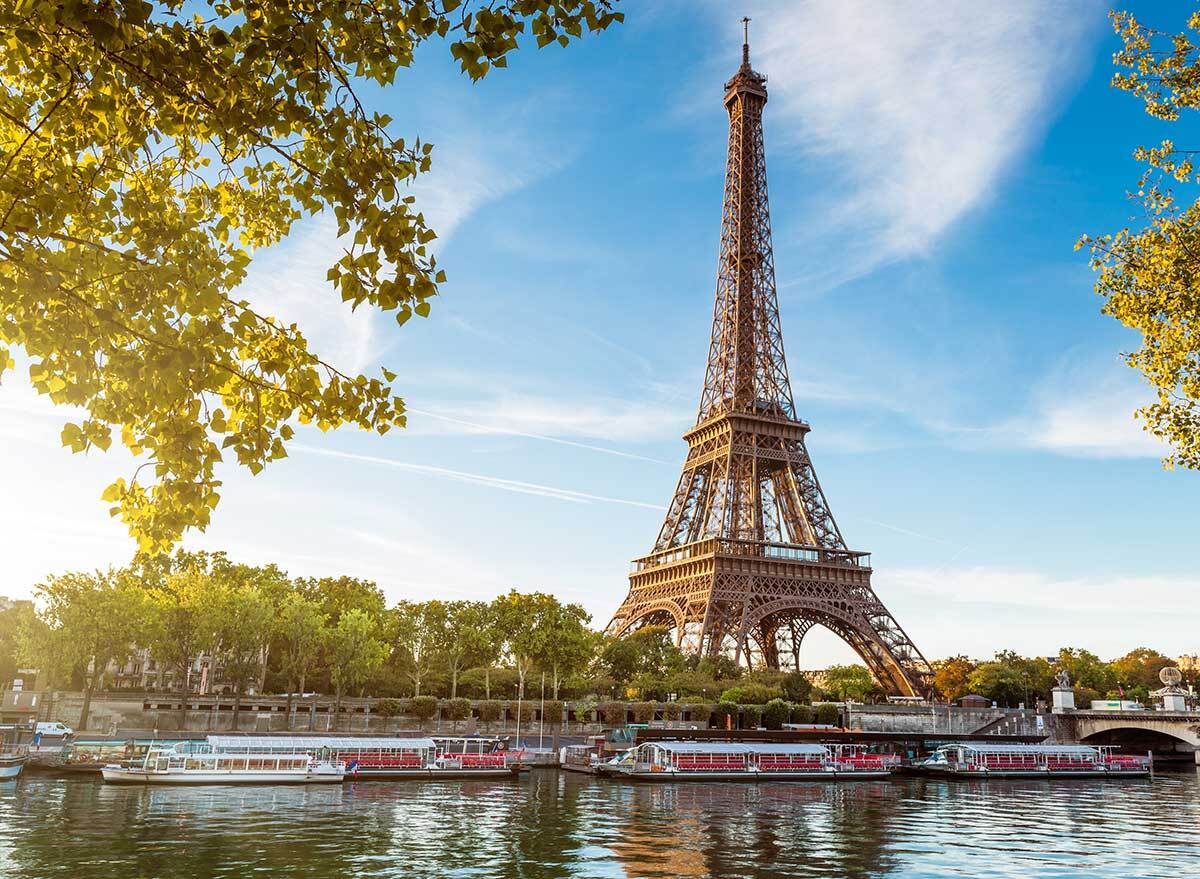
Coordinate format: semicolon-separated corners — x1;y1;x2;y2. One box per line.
0;751;28;780
917;743;1150;779
206;735;520;779
101;743;344;785
597;741;897;781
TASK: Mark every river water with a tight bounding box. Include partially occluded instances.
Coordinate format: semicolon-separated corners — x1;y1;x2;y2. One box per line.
1;770;1197;878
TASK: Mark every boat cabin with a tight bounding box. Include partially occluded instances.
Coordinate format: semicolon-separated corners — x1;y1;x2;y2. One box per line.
207;736;437;770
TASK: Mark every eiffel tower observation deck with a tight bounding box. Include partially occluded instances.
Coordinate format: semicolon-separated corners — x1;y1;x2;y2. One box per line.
606;22;932;697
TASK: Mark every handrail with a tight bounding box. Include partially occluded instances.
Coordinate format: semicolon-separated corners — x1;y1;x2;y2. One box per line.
632;538;870;573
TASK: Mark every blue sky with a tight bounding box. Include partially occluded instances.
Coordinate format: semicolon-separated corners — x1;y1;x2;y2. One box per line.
1;1;1196;665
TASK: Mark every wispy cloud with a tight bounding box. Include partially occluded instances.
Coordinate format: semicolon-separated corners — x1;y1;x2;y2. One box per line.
406;392;689;449
994;356;1168;460
292;443;663;510
724;1;1101;286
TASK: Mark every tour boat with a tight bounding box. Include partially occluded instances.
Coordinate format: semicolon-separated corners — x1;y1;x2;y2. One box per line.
206;735;521;779
917;743;1150;779
101;743;344;785
596;741;898;781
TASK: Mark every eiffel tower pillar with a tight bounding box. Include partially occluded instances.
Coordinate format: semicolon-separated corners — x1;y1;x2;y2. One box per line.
606;22;933;698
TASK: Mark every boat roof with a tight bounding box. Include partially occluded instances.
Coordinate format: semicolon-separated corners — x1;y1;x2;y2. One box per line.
941;743;1099;754
207;736;436;750
644;741;828;755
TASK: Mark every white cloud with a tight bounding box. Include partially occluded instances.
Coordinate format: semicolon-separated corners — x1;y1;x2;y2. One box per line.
1014;357;1167;459
730;1;1101;281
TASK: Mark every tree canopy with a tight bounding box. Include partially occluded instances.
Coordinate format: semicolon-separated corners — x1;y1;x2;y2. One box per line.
0;0;622;552
1080;9;1200;468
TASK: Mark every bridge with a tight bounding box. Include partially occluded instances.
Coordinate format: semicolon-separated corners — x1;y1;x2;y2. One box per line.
1057;711;1200;764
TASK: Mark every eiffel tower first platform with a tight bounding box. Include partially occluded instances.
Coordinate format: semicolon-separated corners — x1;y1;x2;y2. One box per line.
606;25;932;697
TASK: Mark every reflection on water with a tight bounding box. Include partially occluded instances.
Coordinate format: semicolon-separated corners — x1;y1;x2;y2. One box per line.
1;770;1198;878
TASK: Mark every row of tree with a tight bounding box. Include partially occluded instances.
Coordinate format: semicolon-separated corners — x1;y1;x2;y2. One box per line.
0;551;1187;727
932;648;1186;708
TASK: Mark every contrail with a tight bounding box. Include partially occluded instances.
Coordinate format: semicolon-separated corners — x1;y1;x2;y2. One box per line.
292;444;664;510
405;406;671;465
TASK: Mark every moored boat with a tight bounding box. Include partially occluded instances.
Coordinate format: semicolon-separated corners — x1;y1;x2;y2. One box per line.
560;736;608;775
206;735;521;779
916;743;1150;779
0;750;29;780
101;743;344;785
597;741;897;781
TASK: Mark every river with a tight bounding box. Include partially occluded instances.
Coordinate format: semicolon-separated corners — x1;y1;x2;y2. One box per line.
1;771;1197;878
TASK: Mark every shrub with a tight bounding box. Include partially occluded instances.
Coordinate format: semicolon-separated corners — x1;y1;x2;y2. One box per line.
541;700;565;726
600;701;627;725
408;695;438;721
742;705;763;729
781;671;814;703
375;698;405;718
815;703;841;726
444;697;472;722
790;703;814;725
762;698;792;730
631;701;656;723
712;701;738;727
688;703;713;726
719;683;783;705
477;700;503;724
573;698;597;725
663;701;683;721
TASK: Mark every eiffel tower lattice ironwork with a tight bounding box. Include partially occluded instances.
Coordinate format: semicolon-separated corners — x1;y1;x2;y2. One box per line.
606;23;932;696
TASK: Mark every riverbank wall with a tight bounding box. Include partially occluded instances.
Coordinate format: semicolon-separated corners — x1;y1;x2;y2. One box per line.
13;692;1032;737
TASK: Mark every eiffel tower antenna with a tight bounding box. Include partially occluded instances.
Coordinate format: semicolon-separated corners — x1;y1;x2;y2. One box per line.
606;25;932;696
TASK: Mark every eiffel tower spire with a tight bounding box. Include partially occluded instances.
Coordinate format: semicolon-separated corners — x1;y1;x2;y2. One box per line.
606;28;932;696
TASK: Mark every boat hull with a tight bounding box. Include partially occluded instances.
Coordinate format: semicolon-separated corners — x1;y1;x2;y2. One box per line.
101;767;344;785
919;767;1149;780
346;766;519;780
0;758;27;780
599;767;889;782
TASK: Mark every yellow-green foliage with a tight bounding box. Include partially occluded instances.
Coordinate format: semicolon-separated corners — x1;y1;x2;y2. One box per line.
0;1;622;551
1080;10;1200;468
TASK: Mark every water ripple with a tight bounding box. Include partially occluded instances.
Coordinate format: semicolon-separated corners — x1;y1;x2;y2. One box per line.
0;771;1197;878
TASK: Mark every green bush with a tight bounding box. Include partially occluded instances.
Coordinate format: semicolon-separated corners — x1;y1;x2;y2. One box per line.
477;700;503;724
719;683;783;705
742;704;763;729
600;701;627;725
573;698;597;724
790;703;814;725
781;671;814;703
375;698;405;718
688;703;713;725
631;701;656;723
444;697;472;722
762;698;792;730
712;701;738;727
815;703;841;726
408;695;438;721
663;701;683;721
541;700;565;726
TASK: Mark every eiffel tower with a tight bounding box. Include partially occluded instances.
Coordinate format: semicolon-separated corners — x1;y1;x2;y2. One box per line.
606;23;932;696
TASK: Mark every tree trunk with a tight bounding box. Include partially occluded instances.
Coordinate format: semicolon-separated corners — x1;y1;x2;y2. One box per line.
450;666;458;700
232;685;242;732
333;684;343;731
553;665;560;700
485;667;491;700
79;671;95;732
286;686;295;731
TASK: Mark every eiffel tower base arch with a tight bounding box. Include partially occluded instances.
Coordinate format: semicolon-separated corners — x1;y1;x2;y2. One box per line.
607;558;930;698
